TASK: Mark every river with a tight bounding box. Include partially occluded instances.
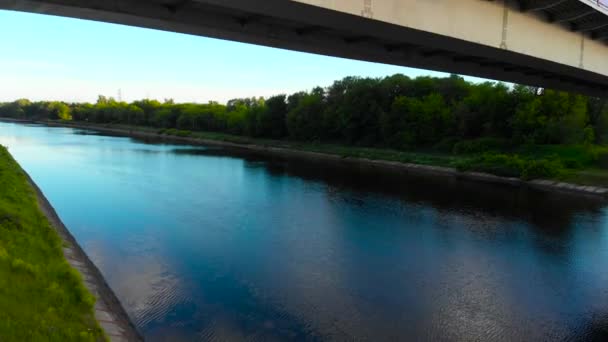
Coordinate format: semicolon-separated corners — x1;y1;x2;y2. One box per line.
1;121;608;341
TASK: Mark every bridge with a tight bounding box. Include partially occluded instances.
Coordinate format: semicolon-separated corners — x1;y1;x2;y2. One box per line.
1;0;608;97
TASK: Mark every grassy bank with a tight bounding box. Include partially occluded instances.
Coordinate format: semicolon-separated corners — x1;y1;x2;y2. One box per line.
0;146;104;341
49;120;608;188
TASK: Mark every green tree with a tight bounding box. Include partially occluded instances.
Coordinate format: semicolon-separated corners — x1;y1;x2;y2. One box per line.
48;102;71;120
286;92;324;140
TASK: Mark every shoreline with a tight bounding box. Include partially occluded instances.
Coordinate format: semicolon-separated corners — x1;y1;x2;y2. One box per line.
3;117;608;199
19;161;143;341
46;120;608;200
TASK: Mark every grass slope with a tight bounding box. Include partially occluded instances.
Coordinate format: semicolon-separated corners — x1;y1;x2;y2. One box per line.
0;146;104;341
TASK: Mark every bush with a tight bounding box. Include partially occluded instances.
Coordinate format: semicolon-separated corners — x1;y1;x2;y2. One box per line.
455;153;522;177
521;158;563;180
175;130;192;137
562;158;583;169
456;153;564;180
522;144;608;169
597;151;608;168
586;145;608;166
452;137;508;154
474;153;525;178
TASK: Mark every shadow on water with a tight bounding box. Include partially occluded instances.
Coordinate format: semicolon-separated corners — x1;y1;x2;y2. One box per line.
579;315;608;342
170;146;605;229
73;129;135;138
165;145;608;340
120;134;600;233
168;146;608;264
73;129;111;136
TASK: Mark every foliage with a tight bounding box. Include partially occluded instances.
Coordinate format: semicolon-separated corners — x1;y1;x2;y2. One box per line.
286;92;324;141
381;93;452;148
521;158;563;180
162;128;192;137
515;144;608;169
456;152;564;180
452;137;508;154
0;74;602;148
0;146;104;341
455;153;525;177
1;74;608;181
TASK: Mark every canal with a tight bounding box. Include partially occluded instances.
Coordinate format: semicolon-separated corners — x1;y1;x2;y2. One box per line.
1;121;608;341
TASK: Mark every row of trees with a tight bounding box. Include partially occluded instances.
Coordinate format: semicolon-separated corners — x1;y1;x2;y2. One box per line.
2;74;607;149
0;99;72;121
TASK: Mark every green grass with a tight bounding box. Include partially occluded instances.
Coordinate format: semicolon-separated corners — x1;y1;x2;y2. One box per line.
0;146;105;341
559;169;608;187
515;144;608;168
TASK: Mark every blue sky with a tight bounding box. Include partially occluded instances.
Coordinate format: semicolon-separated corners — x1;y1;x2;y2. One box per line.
0;9;479;104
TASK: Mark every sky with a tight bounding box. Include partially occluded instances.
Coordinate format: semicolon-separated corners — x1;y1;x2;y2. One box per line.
0;9;482;104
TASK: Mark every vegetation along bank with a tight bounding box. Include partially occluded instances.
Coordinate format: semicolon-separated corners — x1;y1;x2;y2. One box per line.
0;145;105;341
2;74;608;191
0;145;141;341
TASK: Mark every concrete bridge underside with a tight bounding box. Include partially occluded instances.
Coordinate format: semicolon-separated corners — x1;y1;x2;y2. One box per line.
1;0;607;97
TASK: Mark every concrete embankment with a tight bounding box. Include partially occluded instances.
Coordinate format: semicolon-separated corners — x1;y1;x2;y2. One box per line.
21;166;142;341
40;120;608;200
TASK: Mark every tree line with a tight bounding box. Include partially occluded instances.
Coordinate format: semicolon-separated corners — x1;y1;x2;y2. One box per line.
2;74;608;151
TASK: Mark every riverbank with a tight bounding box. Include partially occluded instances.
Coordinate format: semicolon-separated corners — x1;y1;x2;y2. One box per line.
28;119;608;199
0;145;141;341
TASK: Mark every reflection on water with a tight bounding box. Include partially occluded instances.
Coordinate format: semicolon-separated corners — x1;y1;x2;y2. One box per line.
2;121;608;341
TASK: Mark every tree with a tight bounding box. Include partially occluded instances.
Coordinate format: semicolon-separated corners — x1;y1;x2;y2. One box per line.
286;93;324;140
384;94;452;148
257;95;287;138
49;102;71;120
1;73;603;155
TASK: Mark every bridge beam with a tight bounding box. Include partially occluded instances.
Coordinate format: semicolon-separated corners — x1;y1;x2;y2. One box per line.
521;0;569;12
0;0;606;97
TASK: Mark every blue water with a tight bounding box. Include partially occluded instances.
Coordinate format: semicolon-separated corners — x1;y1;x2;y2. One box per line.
2;121;608;341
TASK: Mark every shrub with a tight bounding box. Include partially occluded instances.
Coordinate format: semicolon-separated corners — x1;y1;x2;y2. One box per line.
456;152;564;180
174;130;192;137
0;246;8;260
597;151;608;168
526;145;608;169
455;153;523;177
521;158;563;180
562;158;583;169
587;145;608;166
452;137;508;154
475;153;525;178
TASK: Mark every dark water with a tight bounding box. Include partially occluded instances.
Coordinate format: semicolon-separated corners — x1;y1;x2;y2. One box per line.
2;121;608;341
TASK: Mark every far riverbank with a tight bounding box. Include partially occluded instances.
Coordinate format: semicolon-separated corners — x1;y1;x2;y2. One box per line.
7;118;607;200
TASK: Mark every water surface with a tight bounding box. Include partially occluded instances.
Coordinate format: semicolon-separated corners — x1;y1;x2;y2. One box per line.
2;121;608;341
